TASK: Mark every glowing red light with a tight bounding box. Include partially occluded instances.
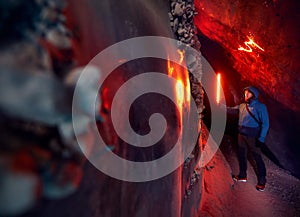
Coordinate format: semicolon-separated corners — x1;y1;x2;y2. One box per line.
238;36;265;52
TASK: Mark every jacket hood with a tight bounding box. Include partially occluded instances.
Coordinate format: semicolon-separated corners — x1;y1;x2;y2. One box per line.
244;86;259;99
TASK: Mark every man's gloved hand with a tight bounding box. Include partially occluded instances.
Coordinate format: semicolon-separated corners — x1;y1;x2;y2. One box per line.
256;139;265;147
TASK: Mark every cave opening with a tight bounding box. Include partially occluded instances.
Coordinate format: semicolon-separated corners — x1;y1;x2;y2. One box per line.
197;30;285;172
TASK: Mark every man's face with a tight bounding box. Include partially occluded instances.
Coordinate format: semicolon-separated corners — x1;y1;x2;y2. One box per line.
244;89;253;102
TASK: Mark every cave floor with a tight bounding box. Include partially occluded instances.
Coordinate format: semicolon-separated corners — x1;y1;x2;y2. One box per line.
201;134;300;217
18;133;300;217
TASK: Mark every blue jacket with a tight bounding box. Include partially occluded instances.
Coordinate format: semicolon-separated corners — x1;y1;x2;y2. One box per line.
227;86;269;142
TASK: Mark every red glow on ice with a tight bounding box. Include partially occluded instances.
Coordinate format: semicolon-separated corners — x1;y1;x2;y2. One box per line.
238;36;265;52
167;49;191;122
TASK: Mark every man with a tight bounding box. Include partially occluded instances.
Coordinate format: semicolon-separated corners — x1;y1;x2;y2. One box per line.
226;86;269;192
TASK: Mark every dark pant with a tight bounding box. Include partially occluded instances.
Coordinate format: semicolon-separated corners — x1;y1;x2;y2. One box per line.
238;134;266;184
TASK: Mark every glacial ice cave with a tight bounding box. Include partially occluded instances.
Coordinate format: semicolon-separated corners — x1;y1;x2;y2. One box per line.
0;0;299;216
